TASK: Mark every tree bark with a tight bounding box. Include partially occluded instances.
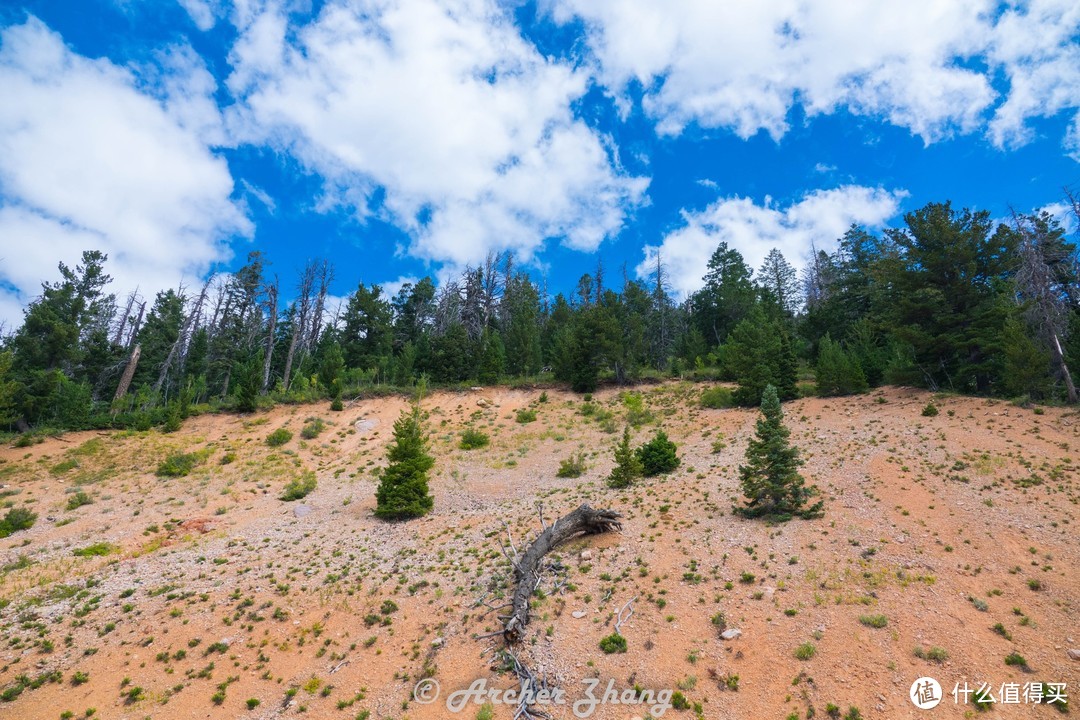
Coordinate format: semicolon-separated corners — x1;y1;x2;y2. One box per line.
503;504;621;642
113;344;141;403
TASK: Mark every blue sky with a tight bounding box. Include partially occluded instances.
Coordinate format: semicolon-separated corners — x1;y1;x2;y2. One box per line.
1;0;1079;328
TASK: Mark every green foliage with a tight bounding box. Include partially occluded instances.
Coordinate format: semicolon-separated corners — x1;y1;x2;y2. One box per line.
231;352;263;413
65;491;93;511
459;428;490;450
162;402;182;433
72;543;115;557
375;392;434;520
815;334;868;396
556;452;587;478
280;472;317;501
515;408;537;424
700;386;734;409
300;419;326;440
636;429;680;476
266;428;293;447
0;507;38;538
598;633;627;654
793;642;816;660
606;426;643;488
858;614;888;629
330;397;344;412
734;385;823;521
318;341;345;396
921;402;939;417
156;451;203;478
726;306;798;406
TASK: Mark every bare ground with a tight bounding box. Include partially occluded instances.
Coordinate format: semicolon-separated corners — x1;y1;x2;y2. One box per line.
0;383;1076;720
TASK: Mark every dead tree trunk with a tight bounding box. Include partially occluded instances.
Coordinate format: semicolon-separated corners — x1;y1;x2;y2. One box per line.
113;344;141;403
504;504;621;641
262;278;278;393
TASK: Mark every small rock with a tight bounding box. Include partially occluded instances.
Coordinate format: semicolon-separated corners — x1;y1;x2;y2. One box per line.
431;637;444;648
1067;648;1080;661
720;629;742;640
571;611;587;619
579;550;592;561
293;505;312;518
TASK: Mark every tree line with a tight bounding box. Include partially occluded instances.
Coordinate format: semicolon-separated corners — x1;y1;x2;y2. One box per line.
2;198;1079;434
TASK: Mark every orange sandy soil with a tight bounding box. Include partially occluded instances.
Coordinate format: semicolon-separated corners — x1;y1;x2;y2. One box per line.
0;383;1076;720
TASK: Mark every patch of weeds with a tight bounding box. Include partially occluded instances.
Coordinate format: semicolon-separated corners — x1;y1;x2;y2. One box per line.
266;428;293;447
459;429;490;450
301;419;326;440
556;453;587;478
858;614;888;629
515;409;537;424
280;471;317;501
72;543;116;558
794;642;816;660
66;491;93;511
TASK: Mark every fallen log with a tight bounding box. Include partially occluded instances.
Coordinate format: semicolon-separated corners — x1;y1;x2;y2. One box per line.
503;504;622;642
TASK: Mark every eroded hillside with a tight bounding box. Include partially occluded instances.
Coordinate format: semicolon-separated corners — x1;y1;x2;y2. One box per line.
0;384;1076;719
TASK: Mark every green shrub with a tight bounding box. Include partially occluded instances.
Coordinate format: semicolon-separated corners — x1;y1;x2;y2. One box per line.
266;428;293;447
459;428;490;450
330;398;344;412
515;408;537;424
73;543;115;557
66;491;93;511
300;419;326;440
556;452;587;478
858;614;888;629
1004;652;1028;668
156;452;201;478
794;642;816;660
598;633;627;654
636;430;680;476
0;507;38;538
914;646;949;663
700;386;734;409
280;472;317;501
921;402;939;417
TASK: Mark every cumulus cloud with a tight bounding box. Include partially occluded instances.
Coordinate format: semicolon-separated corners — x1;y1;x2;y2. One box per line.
637;186;906;299
225;0;648;272
0;18;249;329
547;0;1080;153
176;0;224;31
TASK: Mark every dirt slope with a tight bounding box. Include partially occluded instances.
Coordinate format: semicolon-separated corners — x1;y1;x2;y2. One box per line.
0;383;1076;720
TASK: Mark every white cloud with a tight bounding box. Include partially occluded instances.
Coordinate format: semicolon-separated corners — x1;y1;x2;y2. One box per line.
0;17;250;329
547;0;1080;153
226;0;647;273
637;186;906;298
176;0;224;31
987;0;1080;150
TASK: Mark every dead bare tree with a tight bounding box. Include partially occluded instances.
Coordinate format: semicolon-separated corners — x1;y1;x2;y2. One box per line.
503;504;622;642
282;262;316;392
1012;209;1077;403
153;277;213;399
262;276;279;393
112;344;141;403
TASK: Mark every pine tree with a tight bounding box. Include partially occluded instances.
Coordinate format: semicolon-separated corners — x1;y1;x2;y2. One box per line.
734;385;822;521
607;426;643;488
636;429;680;476
232;351;263;413
318;340;345;398
815;334;868;396
375;387;435;520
